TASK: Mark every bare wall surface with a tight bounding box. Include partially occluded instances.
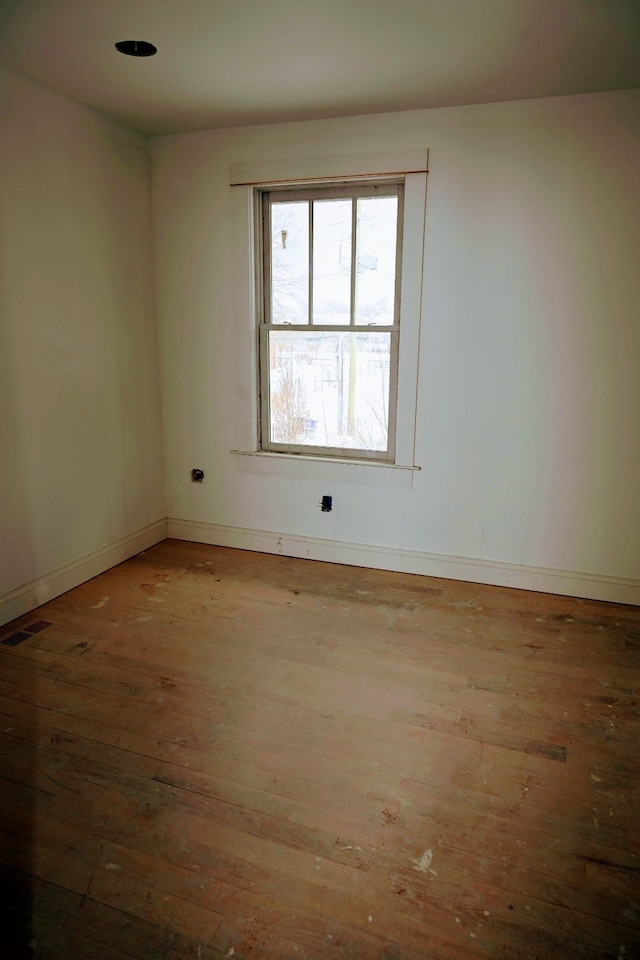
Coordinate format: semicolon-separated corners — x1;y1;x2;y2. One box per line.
0;68;166;612
151;91;640;594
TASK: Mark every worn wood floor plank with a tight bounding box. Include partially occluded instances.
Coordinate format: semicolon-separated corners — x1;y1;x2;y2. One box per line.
1;539;639;959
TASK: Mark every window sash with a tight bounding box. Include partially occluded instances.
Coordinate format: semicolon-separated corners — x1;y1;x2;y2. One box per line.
258;181;403;461
258;326;399;461
263;182;404;329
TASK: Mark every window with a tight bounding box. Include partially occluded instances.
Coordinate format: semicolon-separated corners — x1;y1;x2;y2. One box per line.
257;180;404;462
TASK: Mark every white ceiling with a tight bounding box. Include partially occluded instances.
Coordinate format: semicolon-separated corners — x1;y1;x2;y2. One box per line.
1;0;639;136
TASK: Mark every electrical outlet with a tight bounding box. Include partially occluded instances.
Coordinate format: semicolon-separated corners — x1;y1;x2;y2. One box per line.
321;495;332;512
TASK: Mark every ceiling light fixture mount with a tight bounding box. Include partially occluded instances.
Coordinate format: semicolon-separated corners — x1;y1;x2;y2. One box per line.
115;40;157;57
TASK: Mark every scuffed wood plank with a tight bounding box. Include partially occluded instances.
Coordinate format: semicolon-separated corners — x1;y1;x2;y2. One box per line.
0;539;639;959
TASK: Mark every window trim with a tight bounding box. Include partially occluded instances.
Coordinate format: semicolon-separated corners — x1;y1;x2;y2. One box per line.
229;151;428;475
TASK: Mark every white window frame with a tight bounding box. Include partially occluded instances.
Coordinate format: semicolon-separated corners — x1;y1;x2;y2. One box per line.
229;151;427;482
257;179;404;462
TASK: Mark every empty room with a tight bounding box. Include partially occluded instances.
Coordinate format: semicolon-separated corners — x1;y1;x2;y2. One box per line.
1;1;639;958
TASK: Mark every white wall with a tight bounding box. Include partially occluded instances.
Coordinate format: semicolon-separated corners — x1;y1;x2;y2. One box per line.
0;68;166;624
151;89;640;603
3;71;635;624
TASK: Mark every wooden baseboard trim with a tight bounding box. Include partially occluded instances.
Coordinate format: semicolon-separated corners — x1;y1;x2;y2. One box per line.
0;519;168;627
167;518;640;606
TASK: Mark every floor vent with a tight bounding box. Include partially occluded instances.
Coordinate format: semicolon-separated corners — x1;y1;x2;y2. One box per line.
2;631;33;647
26;620;54;634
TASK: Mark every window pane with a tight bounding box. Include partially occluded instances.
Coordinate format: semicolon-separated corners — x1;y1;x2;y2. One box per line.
268;330;391;451
355;195;398;325
312;199;351;325
270;202;308;324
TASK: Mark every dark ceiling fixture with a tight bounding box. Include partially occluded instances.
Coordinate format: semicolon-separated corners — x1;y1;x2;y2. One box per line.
115;40;157;57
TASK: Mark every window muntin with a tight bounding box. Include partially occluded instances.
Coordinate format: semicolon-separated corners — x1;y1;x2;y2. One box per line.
259;181;403;461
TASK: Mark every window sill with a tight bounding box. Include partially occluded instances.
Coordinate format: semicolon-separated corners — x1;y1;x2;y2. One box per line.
230;450;421;488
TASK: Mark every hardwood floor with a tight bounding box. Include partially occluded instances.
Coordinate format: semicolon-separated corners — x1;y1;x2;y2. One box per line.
1;539;639;959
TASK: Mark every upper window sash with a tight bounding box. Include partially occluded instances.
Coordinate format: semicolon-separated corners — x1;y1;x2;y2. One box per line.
260;181;404;331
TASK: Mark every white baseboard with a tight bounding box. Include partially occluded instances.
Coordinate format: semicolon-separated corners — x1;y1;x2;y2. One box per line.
0;519;168;628
4;515;636;626
168;518;640;606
